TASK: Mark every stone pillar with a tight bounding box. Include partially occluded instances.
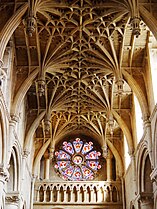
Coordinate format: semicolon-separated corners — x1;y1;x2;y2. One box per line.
44;158;50;180
30;175;37;209
150;168;157;209
83;185;87;202
56;187;60;202
7;115;19;165
106;150;113;181
143;116;153;167
0;166;9;207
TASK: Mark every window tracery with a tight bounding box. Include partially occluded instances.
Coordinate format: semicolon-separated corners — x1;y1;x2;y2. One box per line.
54;138;101;181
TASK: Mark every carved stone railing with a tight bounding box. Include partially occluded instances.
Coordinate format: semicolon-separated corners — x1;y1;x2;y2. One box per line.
34;180;122;207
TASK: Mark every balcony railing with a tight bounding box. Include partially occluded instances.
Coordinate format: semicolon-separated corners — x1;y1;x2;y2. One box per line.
34;180;122;206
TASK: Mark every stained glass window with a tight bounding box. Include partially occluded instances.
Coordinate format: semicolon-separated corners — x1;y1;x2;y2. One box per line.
54;138;101;181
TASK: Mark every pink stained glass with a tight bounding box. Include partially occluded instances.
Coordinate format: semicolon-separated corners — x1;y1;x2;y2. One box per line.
81;141;93;154
63;141;74;155
54;138;102;181
85;151;101;160
63;166;74;178
72;167;82;181
73;138;83;153
86;160;101;171
82;166;94;179
55;161;70;170
55;150;71;160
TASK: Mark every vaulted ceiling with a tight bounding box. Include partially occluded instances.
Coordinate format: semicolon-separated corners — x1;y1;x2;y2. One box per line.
1;0;157;161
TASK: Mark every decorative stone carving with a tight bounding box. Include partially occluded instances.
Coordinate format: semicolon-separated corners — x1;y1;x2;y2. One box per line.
0;60;6;87
5;195;20;204
26;15;36;37
43;119;51;135
23;150;30;159
115;78;124;96
102;144;108;159
131;16;141;38
0;165;9;182
36;79;46;97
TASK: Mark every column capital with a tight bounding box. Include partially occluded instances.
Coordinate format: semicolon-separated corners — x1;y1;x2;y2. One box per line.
23;149;30;159
10;114;19;125
5;194;20;204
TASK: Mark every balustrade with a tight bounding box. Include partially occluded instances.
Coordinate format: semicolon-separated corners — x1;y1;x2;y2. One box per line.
34;180;122;204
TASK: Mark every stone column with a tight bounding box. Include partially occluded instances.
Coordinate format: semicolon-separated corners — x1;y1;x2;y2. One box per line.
83;185;87;203
143;116;153;166
44;158;50;180
7;115;19;165
30;175;37;209
150;167;157;208
106;150;113;181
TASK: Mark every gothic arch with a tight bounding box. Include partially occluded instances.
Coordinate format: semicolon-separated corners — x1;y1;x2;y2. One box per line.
122;70;149;120
7;143;21;192
0;3;28;61
136;140;153;194
24;110;46;152
140;6;157;40
11;68;39;117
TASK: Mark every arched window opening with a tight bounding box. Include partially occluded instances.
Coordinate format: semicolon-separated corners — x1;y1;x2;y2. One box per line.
124;135;131;170
149;37;157;104
7;155;14;192
134;95;143;144
144;156;153;193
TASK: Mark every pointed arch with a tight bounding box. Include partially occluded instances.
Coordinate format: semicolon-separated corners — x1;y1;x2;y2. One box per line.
0;3;28;61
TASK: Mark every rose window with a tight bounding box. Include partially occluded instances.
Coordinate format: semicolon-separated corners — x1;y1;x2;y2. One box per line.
54;138;101;181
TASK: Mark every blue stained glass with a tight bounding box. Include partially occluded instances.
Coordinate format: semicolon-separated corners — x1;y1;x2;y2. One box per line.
55;150;71;160
55;161;70;170
62;141;74;155
85;151;101;160
72;166;82;181
82;166;94;180
73;138;83;153
86;160;101;171
81;141;93;154
54;138;101;181
63;166;74;178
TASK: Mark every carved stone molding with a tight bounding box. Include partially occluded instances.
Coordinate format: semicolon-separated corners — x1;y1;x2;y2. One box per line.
5;194;20;204
0;165;9;182
23;149;30;159
150;167;157;185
